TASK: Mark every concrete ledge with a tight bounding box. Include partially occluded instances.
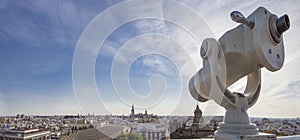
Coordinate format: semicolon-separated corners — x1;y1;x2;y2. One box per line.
277;135;300;140
215;132;276;140
172;135;300;140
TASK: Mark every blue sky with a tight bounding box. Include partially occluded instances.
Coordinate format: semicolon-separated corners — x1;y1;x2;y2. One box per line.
0;0;299;117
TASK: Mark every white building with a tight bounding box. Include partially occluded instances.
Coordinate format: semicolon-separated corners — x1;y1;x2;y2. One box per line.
0;128;50;140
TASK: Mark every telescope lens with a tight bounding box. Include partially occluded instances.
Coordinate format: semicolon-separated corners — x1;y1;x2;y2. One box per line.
269;14;290;43
276;14;290;34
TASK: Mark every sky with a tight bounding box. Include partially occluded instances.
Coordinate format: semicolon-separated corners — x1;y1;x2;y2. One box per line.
0;0;299;118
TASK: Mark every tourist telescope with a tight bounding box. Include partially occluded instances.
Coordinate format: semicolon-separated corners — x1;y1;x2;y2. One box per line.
189;7;290;140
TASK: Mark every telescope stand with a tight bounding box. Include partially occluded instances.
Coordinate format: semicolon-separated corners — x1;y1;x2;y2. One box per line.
214;93;276;140
199;39;277;140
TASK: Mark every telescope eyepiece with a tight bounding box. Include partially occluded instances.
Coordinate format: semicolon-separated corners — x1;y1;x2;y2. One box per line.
276;14;290;34
269;14;290;43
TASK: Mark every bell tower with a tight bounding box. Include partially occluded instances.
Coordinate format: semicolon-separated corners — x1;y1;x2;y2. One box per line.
193;105;202;125
131;104;135;118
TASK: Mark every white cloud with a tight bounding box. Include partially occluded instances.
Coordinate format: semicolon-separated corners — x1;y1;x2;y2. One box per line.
70;0;300;117
132;19;169;33
273;80;300;99
64;0;300;116
93;0;299;117
142;55;177;76
100;40;120;57
112;33;198;79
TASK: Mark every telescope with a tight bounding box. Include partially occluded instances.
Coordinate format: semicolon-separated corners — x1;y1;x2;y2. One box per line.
189;7;289;139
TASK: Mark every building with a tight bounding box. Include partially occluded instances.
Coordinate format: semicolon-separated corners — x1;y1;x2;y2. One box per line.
130;105;135;119
191;105;204;128
0;117;10;125
169;105;215;139
128;105;158;123
60;126;124;140
0;128;50;140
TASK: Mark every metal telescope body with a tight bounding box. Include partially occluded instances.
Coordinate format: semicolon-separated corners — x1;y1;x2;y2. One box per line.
189;7;290;139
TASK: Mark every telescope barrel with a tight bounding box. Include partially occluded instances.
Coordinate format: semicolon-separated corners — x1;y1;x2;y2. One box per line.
190;7;290;103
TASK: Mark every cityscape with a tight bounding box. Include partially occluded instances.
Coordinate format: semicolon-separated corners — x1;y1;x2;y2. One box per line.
1;0;300;140
0;105;299;139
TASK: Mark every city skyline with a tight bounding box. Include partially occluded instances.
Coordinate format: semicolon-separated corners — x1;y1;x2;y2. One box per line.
0;0;299;118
